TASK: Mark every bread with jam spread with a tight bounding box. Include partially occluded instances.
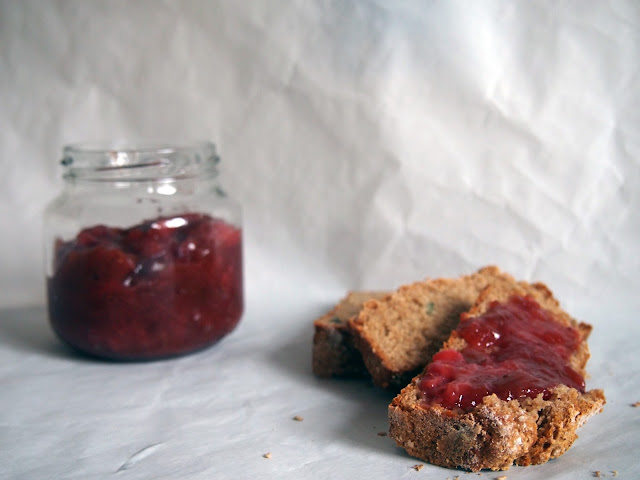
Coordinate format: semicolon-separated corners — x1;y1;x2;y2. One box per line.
312;291;389;378
348;266;529;390
388;282;606;471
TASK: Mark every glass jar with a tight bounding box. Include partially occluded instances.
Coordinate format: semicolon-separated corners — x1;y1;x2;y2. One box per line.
44;141;243;360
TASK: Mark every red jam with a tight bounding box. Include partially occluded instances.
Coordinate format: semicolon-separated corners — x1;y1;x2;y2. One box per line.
47;213;243;360
418;295;585;411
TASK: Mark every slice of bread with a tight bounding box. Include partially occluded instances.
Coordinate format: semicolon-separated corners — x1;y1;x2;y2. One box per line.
388;283;606;471
348;266;529;390
312;291;389;378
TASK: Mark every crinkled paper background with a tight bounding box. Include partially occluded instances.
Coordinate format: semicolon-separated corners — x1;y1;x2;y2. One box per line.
0;1;638;479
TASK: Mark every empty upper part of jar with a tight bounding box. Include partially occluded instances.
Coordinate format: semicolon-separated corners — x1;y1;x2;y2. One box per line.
61;140;220;183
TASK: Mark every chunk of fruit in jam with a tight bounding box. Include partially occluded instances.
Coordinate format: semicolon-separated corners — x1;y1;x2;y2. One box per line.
47;213;243;360
418;295;585;411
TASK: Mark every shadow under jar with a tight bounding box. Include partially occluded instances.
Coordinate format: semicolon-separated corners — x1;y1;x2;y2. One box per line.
44;141;243;360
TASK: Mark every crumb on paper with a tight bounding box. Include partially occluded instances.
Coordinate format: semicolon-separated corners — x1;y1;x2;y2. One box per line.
293;415;304;421
612;471;618;477
632;401;640;407
263;452;272;459
412;464;423;471
377;431;387;437
496;475;507;480
593;471;601;478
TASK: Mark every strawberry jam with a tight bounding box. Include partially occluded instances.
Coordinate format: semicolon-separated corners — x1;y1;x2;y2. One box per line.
47;213;243;360
418;295;585;411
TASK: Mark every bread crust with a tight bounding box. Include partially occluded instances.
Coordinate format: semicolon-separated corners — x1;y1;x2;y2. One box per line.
388;283;606;471
389;385;605;471
312;291;389;377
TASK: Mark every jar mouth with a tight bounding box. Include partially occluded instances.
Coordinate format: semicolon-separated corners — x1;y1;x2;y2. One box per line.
62;140;219;182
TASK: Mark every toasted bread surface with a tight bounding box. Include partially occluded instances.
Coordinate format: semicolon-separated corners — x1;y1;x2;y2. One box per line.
388;283;606;471
349;266;526;390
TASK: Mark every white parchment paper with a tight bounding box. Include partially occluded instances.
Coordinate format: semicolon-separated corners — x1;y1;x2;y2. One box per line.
0;1;638;478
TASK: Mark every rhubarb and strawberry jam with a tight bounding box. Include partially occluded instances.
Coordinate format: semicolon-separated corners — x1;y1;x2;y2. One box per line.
47;213;243;360
418;295;585;411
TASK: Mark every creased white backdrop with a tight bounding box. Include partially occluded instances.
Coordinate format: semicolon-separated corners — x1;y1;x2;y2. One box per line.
1;0;638;308
1;1;639;479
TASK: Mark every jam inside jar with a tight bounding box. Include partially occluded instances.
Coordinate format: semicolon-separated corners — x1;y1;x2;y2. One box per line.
44;142;243;360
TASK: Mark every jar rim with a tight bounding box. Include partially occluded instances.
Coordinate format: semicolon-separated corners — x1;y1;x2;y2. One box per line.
63;140;217;156
61;140;219;182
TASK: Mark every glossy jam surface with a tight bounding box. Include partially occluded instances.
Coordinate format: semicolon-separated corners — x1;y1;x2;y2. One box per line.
418;295;584;411
47;213;243;360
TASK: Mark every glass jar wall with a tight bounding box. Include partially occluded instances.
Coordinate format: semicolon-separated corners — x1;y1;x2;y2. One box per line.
44;141;243;360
